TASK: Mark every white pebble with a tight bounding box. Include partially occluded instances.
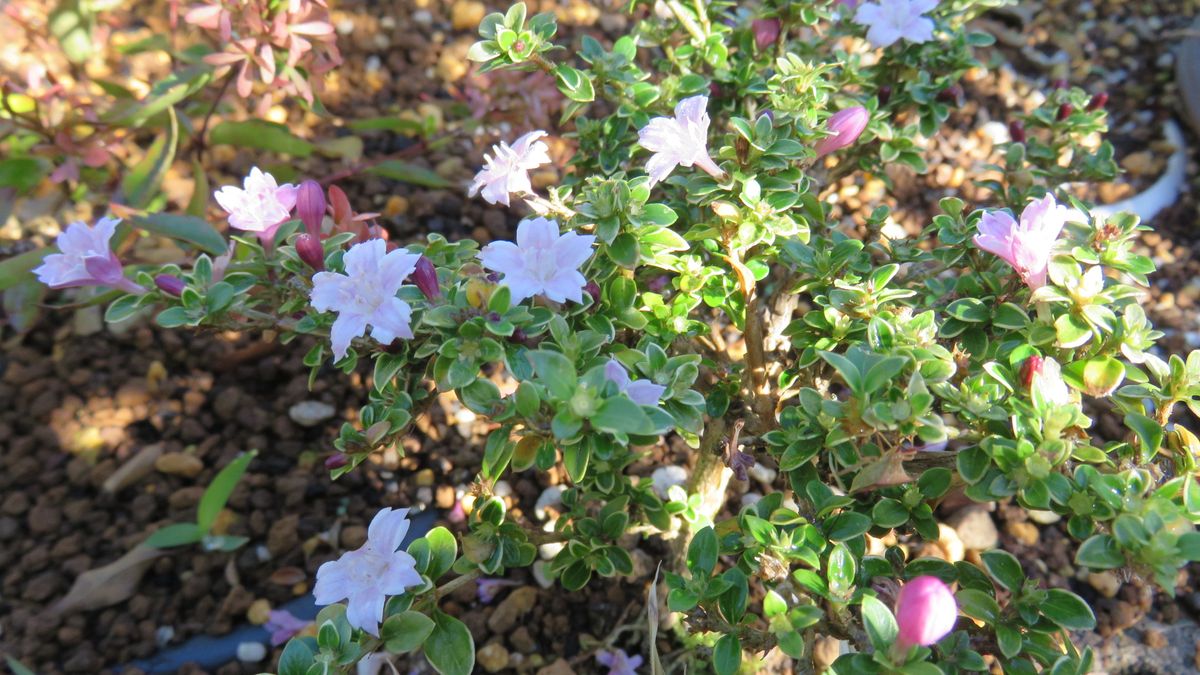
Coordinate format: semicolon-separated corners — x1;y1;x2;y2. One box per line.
413;10;433;25
365;55;382;74
336;18;355;35
650;466;688;499
979;121;1010;145
288;400;336;427
532;560;555;588
748;463;777;486
255;544;271;562
155;626;175;647
741;492;763;509
493;480;513;498
534;485;566;520
237;642;267;663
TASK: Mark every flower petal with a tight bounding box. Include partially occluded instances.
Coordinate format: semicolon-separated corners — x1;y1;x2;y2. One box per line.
367;507;412;552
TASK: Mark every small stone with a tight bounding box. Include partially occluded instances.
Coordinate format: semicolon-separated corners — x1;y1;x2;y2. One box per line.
478;642;511;673
267;515;300;557
247;599;272;625
1088;571;1121;599
451;0;486;31
236;641;267;662
487;586;537;633
437;39;473;83
747;463;777;486
947;506;998;551
288;400;336;427
28;504;63;535
1006;521;1039;547
536;658;576;675
415;468;435;487
154;452;204;478
1121;151;1158;177
341;525;368;549
155;625;175;647
435;485;456;509
1027;509;1061;525
383;195;409;217
535;485;566;520
1144;627;1168;649
413;10;433;26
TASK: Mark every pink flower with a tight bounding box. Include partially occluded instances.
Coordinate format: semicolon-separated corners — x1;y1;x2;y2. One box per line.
752;18;781;51
213;167;299;246
475;578;520;604
815;106;870;157
312;508;423;636
310;239;421;361
478;217;595;305
853;0;937;48
1023;355;1072;406
973;194;1078;290
894;576;957;648
637;95;725;186
265;609;309;646
468;130;552;206
33;217;145;294
604;359;666;406
596;648;643;675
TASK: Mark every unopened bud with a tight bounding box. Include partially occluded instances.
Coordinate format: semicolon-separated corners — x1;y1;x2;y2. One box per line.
1008;119;1026;143
1057;103;1074;121
1086;92;1108;111
295;233;325;271
937;84;963;105
895;576;958;648
412;256;440;300
584;280;601;304
1020;355;1044;388
814;106;869;158
154;274;185;297
878;85;892;106
752;18;781;52
324;453;348;470
296;179;326;236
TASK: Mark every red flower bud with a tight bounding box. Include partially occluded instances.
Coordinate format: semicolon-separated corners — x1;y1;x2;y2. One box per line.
584;280;601;303
1057;103;1074;121
878;85;892;106
814;106;869;158
752;18;781;52
324;453;348;470
937;84;963;105
1086;92;1108;111
295;233;325;271
1020;355;1044;388
154;274;185;297
412;256;440;300
1008;120;1026;143
296;179;326;236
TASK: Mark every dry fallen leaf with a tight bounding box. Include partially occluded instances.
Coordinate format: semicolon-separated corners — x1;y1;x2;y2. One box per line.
49;544;166;615
102;443;163;494
268;566;308;586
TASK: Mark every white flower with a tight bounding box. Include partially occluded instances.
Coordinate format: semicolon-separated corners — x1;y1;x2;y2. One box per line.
313;507;423;636
637;95;724;186
214;167;298;235
853;0;937;48
650;465;689;499
33;216;144;294
468;130;552;206
310;239;420;361
604;359;666;406
478;217;595;305
1031;357;1072;407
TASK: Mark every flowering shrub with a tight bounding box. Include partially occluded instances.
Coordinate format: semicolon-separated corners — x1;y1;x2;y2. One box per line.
20;1;1200;674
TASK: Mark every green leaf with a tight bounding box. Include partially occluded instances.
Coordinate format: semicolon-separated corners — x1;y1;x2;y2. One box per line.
277;638;316;675
946;297;990;323
121;106;178;209
5;656;38;675
366;160;453;188
591;396;656;436
197;450;256;532
687;526;718;577
872;499;910;528
130;213;228;255
527;350;577;400
713;634;741;675
0;247;53;292
1063;357;1125;397
824;511;872;541
425;527;457;580
0;158;46;192
1124;412;1163;462
144;522;204;548
382;610;436;653
423;610;475;675
49;0;96;63
209;120;316;157
1040;589;1096;630
514;381;540;417
563;441;590;482
1074;534;1124;569
860;595;898;651
956;588;1001;624
980;550;1024;593
104;66;211;128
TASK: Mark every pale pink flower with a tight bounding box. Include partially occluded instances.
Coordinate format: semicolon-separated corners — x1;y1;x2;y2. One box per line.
853;0;937;48
310;239;420;361
1024;355;1072;406
33;217;145;294
265;609;309;646
596;648;644;675
468;131;552;206
213;167;299;246
637;95;725;186
313;507;423;636
475;578;520;604
815;106;870;157
478;217;595;305
604;359;666;406
973;194;1078;290
894;575;957;648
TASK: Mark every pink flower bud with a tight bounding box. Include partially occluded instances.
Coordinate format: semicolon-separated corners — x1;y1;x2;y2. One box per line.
1008;120;1026;143
154;274;186;297
1020;355;1044;388
877;85;892;106
324;453;348;470
1086;92;1108;112
814;106;869;158
753;18;781;51
296;233;325;271
296;179;326;236
412;256;440;300
1057;103;1074;121
894;576;958;648
584;280;601;303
